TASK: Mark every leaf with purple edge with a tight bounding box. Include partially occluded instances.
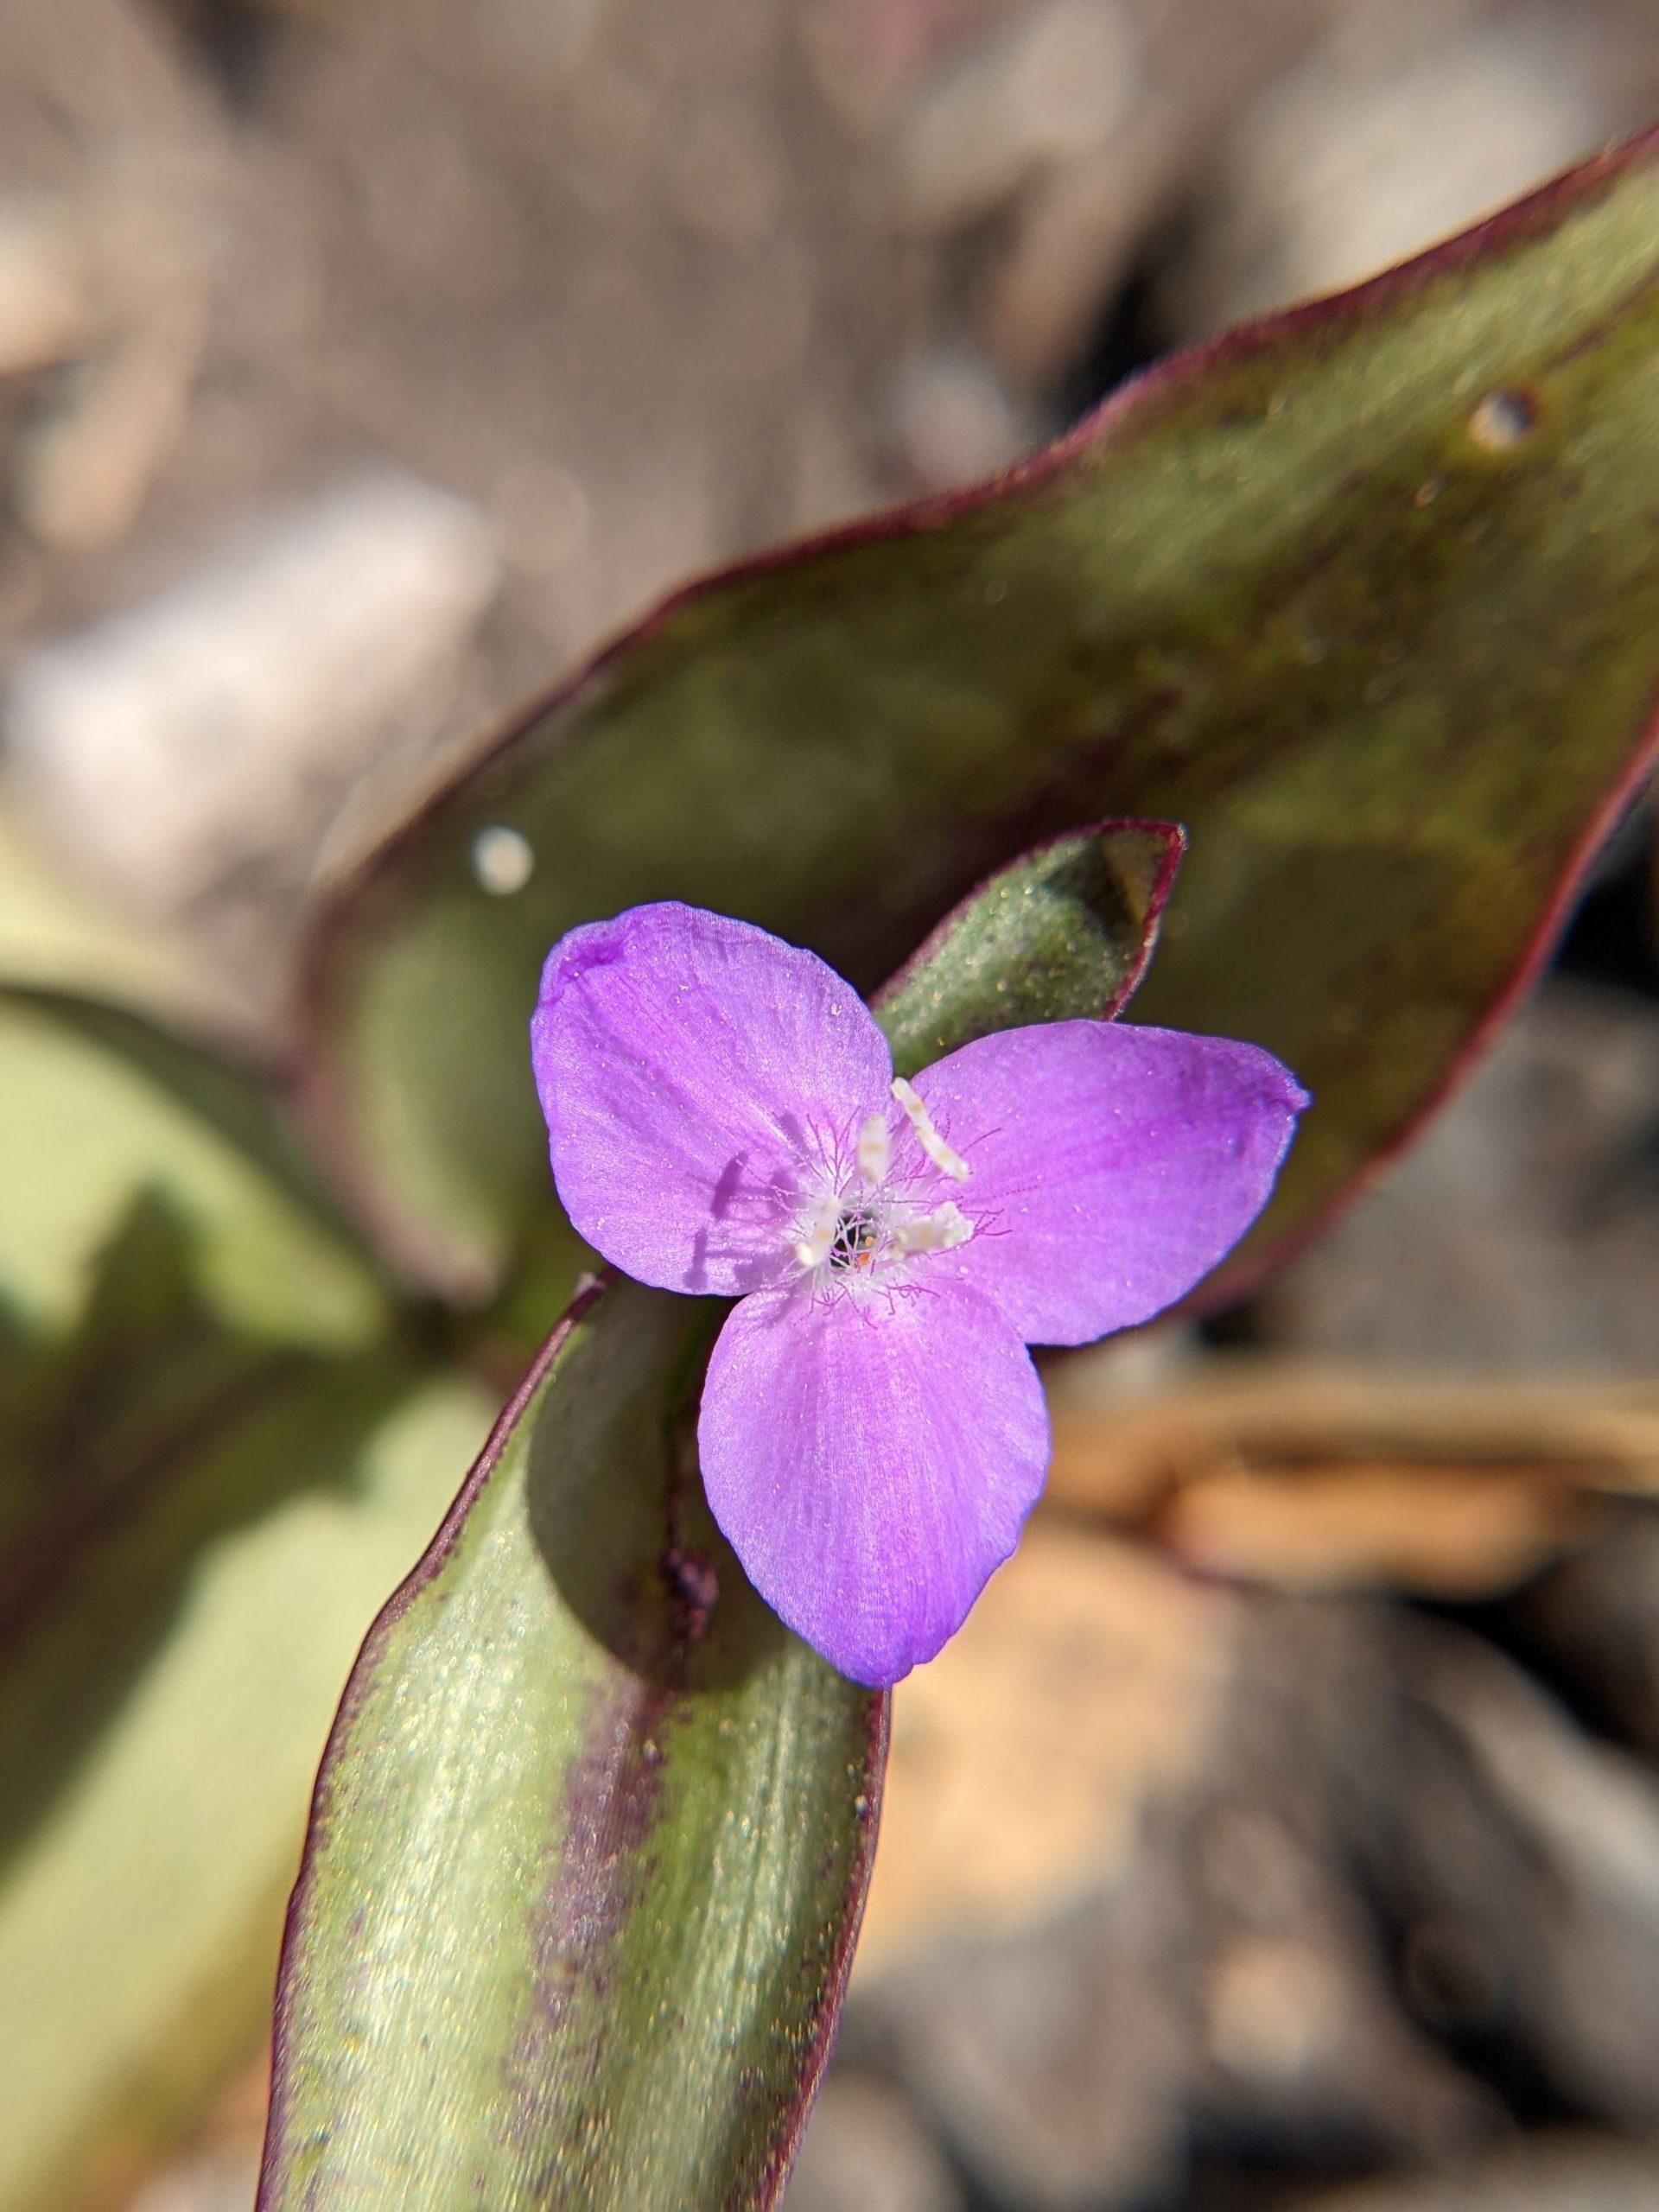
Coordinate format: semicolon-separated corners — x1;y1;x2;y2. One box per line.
299;124;1659;1307
259;1278;885;2212
875;817;1184;1077
257;821;1177;2209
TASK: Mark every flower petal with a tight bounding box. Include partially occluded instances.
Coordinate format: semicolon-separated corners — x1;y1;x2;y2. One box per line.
699;1280;1050;1686
532;903;891;1294
913;1020;1309;1344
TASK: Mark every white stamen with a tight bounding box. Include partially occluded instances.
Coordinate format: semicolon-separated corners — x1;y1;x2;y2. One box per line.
891;1200;974;1255
891;1077;970;1182
792;1192;840;1269
856;1111;890;1187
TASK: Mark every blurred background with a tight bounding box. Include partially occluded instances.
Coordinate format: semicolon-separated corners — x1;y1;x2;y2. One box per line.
4;1;1659;2208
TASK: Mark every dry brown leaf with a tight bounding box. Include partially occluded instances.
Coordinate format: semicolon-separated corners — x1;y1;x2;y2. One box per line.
1161;1459;1582;1598
1043;1356;1659;1597
1049;1357;1659;1505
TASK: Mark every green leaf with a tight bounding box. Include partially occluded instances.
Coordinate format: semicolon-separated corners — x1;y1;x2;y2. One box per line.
875;817;1184;1077
0;801;214;1027
260;1280;886;2212
0;991;481;2211
0;988;385;1347
0;1350;489;2212
258;818;1170;2209
300;126;1659;1302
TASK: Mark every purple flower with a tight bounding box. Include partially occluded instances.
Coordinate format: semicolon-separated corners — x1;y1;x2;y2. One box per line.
532;901;1307;1688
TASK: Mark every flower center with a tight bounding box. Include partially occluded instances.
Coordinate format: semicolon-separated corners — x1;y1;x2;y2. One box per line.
790;1078;975;1282
826;1200;882;1274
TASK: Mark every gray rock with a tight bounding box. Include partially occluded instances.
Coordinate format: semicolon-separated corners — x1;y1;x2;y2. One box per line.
785;2073;963;2212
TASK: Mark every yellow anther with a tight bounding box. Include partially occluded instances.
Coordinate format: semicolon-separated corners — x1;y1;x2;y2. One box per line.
891;1077;970;1182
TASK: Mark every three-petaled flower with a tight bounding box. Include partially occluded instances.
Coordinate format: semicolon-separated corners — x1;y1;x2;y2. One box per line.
532;901;1306;1687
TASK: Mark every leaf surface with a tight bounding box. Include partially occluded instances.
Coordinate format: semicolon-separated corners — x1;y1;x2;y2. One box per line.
262;1281;883;2212
0;988;383;1345
0;990;474;2212
876;817;1183;1075
0;1360;486;2212
300;127;1659;1300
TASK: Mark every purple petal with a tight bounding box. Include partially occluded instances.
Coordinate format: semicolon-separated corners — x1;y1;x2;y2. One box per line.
532;903;891;1295
699;1279;1050;1686
913;1021;1309;1344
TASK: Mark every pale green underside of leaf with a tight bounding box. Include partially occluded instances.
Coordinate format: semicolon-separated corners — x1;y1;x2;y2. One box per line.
0;988;468;2212
0;800;217;1027
305;134;1659;1303
0;992;383;1347
0;1358;489;2212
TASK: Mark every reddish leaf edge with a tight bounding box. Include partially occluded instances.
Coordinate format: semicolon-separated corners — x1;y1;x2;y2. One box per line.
255;1282;601;2203
289;115;1659;951
1096;821;1185;1022
1202;736;1659;1315
286;119;1659;1296
872;817;1186;1033
749;1671;891;2210
256;1269;891;2211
